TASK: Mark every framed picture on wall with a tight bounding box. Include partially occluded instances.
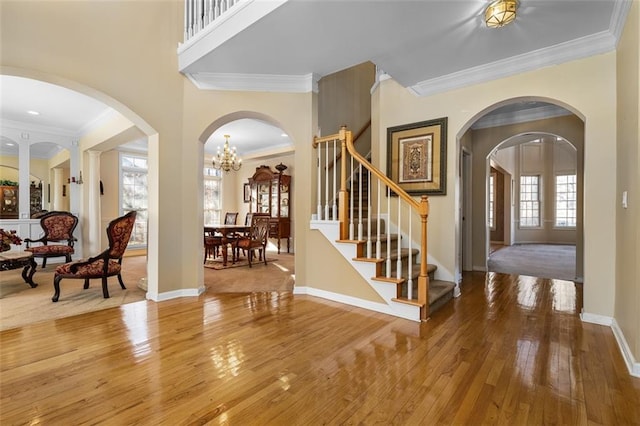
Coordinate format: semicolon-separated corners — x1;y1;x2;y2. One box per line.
386;117;447;195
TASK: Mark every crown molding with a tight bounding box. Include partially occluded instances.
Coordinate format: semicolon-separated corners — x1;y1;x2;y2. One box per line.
610;0;633;42
187;72;319;93
409;29;618;97
471;105;572;130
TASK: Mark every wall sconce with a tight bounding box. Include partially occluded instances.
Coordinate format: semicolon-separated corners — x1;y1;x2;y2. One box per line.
68;171;83;184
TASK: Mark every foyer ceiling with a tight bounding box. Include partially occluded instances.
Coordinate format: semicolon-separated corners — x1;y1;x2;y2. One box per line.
1;0;630;161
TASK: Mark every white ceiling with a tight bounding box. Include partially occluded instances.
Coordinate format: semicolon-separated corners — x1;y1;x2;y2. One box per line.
1;0;630;161
0;76;292;160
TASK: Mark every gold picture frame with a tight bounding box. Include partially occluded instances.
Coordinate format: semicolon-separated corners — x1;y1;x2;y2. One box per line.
387;117;447;195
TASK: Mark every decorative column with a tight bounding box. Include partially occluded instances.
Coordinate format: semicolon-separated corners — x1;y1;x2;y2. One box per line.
18;138;30;219
87;150;102;255
52;168;64;211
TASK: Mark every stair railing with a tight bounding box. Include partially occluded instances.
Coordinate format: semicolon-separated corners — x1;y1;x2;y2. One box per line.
183;0;243;42
313;126;431;320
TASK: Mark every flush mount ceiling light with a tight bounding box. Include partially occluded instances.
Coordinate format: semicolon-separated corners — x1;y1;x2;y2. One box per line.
485;0;518;28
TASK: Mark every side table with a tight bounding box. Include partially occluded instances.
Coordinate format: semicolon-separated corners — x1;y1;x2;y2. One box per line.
0;251;38;288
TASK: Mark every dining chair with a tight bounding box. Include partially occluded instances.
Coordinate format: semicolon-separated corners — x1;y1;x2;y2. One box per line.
235;213;271;267
52;211;137;302
204;212;239;263
24;211;78;268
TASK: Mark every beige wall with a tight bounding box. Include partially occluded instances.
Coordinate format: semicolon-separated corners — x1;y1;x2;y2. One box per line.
616;0;640;369
375;52;616;318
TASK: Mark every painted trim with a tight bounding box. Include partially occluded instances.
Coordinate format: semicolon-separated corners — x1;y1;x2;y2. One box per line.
187;72;319;93
293;286;420;322
611;319;640;378
409;30;617;97
580;311;613;326
147;286;205;302
581;312;639;377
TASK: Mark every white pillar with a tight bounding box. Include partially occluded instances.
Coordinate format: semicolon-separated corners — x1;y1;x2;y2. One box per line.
87;150;102;255
52;168;64;211
18;139;30;219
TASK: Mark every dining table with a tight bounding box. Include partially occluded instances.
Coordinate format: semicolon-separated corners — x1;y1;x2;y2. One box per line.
204;224;250;267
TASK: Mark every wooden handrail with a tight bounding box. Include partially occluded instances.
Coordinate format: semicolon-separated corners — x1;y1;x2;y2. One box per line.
316;120;371;171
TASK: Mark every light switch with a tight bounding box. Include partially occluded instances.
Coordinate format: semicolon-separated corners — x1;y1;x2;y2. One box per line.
622;191;628;209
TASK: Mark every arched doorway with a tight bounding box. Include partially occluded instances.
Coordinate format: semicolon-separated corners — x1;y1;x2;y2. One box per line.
458;98;584;282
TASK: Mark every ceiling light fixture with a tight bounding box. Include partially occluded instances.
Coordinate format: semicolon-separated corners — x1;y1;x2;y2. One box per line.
212;134;242;172
485;0;518;28
27;110;40;115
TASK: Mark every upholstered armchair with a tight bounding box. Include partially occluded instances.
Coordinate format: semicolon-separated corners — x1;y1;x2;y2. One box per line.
235;213;270;267
24;211;78;268
52;211;137;302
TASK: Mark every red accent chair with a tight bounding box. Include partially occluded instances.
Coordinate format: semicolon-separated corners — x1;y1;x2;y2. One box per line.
24;211;78;268
52;211;137;302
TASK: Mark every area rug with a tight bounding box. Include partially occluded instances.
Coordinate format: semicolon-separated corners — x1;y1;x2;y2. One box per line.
0;255;148;331
487;244;577;281
203;251;295;293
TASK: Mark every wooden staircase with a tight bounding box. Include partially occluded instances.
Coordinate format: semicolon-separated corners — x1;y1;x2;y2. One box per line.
313;126;456;322
343;216;455;316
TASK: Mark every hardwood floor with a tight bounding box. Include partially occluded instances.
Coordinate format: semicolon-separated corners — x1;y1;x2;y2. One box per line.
1;272;639;425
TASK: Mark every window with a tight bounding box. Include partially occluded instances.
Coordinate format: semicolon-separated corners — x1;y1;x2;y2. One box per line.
204;167;222;224
121;154;148;247
555;174;577;227
519;175;540;227
488;173;496;229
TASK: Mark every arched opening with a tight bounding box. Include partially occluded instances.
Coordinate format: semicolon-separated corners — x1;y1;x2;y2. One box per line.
198;113;296;291
0;71;158;325
457;98;584;283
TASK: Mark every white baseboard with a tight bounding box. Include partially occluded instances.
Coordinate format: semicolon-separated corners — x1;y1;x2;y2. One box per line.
147;286;205;302
473;265;487;272
612;319;640;378
580;311;613;326
292;286;419;322
581;311;639;378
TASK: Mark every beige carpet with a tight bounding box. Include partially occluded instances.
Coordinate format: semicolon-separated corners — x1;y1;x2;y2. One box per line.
487;244;577;281
1;250;295;331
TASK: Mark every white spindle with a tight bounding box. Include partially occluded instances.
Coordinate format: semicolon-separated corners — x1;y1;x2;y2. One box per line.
407;208;413;299
376;179;381;259
366;169;372;258
184;0;189;40
214;0;220;19
357;164;363;241
396;198;402;280
386;187;391;277
332;139;337;220
316;153;322;220
324;141;329;221
349;156;354;240
207;0;214;25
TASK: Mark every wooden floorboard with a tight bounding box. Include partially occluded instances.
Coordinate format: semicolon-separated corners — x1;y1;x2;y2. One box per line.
1;272;639;425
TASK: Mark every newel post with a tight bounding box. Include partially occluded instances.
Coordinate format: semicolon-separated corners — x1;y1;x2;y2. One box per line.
418;195;430;321
338;126;350;240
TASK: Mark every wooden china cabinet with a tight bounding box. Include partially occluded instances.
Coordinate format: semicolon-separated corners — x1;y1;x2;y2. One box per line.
248;164;290;253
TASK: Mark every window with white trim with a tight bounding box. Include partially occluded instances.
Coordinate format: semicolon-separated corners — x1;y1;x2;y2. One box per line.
555;174;577;227
120;154;148;247
519;175;540;227
488;173;496;229
204;167;222;224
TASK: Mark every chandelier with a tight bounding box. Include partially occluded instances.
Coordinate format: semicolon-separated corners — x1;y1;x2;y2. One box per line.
485;0;518;28
212;134;242;172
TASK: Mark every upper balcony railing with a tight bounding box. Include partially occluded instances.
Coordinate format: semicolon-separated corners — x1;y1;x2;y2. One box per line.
183;0;244;42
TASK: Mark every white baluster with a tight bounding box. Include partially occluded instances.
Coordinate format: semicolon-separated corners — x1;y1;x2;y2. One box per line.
357;164;363;241
376;179;381;259
324;140;329;221
214;0;220;19
407;207;413;300
207;0;214;25
366;169;371;257
332;139;337;220
349;156;354;240
316;153;322;220
184;0;189;41
386;187;391;278
396;198;402;280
